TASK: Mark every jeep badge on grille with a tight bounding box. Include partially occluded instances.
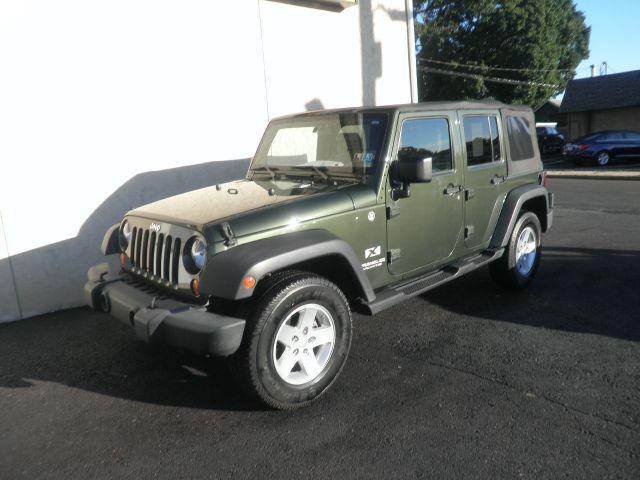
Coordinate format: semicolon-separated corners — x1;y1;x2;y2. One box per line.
150;222;161;233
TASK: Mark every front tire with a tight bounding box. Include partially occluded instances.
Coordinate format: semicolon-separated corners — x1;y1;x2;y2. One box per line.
490;212;541;290
229;272;352;410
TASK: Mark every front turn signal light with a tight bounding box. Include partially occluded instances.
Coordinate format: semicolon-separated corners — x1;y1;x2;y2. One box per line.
243;276;256;289
190;278;201;297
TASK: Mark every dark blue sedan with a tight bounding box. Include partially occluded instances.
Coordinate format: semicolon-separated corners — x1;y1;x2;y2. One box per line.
564;130;640;166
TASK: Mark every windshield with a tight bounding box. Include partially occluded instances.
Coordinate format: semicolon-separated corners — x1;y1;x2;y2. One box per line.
250;112;389;185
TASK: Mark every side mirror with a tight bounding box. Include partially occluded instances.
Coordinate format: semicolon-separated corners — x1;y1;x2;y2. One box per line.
395;157;433;183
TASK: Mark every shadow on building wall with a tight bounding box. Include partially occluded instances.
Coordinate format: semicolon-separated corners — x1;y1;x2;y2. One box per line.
359;0;381;106
1;159;250;321
359;0;409;106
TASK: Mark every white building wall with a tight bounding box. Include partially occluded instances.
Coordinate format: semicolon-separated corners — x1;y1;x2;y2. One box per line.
0;211;21;321
0;0;414;322
260;0;413;116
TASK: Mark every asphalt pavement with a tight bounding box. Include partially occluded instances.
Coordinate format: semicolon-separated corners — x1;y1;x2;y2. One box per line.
1;178;639;479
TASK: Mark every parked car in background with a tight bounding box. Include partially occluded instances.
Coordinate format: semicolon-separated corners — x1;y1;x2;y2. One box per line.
564;130;640;166
536;126;565;154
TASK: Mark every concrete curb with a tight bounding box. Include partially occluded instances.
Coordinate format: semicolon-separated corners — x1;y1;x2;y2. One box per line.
545;170;640;180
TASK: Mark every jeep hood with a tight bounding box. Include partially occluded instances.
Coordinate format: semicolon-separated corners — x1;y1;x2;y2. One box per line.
127;179;372;235
128;180;293;227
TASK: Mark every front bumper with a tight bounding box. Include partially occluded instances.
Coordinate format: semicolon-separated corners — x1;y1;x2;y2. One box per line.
84;264;245;356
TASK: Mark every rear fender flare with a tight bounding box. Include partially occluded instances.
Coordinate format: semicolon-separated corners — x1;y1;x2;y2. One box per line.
490;185;550;248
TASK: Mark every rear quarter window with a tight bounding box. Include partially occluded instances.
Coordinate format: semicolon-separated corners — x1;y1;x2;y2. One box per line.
602;132;626;140
507;116;534;161
626;131;640;140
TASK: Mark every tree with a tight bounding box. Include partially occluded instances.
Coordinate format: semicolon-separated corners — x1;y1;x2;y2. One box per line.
413;0;590;107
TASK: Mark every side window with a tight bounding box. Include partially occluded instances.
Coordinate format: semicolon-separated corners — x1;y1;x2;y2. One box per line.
603;132;625;140
463;116;501;166
626;131;640;141
507;116;535;161
398;117;452;173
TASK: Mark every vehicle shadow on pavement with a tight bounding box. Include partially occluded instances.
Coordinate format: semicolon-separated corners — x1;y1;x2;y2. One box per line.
0;308;264;411
421;246;640;342
2;246;638;409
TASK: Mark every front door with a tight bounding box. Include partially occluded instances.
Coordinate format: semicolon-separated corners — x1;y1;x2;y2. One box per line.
386;113;464;276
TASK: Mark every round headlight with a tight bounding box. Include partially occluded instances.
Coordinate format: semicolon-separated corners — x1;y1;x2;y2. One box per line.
119;220;132;250
187;237;206;273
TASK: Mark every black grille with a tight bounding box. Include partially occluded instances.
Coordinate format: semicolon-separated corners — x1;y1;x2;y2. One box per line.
129;228;181;285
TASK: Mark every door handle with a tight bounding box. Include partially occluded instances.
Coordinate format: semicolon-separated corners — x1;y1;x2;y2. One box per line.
445;184;463;196
491;175;506;185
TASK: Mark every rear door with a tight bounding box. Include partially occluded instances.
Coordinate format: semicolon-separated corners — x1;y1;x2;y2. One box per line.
621;131;640;156
602;131;627;156
459;111;508;250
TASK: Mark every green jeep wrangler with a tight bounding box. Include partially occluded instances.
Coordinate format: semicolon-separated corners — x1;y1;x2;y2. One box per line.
85;101;553;409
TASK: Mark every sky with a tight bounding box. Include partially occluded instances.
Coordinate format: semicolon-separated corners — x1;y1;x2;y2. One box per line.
572;0;640;79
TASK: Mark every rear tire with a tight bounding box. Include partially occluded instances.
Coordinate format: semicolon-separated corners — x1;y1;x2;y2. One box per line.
229;272;352;410
490;212;541;290
596;151;610;166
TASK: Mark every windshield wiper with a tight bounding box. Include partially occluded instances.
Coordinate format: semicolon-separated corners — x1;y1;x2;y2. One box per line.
250;165;277;179
290;164;329;181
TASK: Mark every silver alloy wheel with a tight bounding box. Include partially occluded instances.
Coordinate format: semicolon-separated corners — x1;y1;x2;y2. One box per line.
272;303;336;385
515;226;537;276
597;151;610;166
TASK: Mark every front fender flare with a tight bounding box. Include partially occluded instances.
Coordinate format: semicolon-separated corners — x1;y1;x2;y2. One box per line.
200;230;375;302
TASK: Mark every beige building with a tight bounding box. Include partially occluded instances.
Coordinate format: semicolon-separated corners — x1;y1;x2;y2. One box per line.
560;70;640;140
0;0;417;321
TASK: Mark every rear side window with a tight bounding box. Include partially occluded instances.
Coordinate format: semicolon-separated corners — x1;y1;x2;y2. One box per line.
398;117;452;173
626;131;640;140
602;132;625;140
507;116;534;161
463;116;501;166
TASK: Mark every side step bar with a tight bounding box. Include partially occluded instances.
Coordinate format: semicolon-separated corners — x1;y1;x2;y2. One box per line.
360;248;504;315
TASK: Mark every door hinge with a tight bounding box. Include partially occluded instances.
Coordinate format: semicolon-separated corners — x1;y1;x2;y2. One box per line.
465;188;475;201
388;249;401;264
464;226;475;238
386;204;401;219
